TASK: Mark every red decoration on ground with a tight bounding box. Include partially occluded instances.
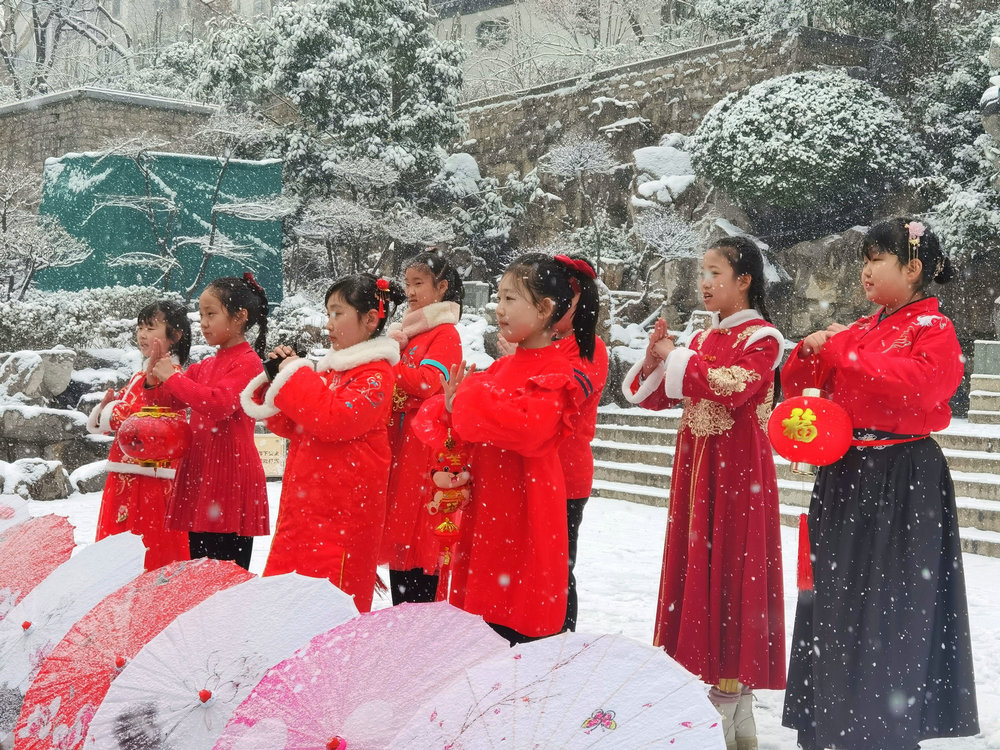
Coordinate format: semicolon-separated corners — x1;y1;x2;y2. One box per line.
117;406;191;464
767;392;851;467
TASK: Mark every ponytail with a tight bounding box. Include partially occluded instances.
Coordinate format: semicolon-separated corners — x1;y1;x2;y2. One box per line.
206;273;270;358
563;253;599;361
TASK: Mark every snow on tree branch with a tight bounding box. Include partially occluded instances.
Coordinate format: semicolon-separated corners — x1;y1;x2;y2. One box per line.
538;138;620;180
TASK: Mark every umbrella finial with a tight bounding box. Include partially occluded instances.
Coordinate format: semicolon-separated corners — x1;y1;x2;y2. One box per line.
327;737;347;749
21;621;31;632
198;689;212;704
115;655;127;669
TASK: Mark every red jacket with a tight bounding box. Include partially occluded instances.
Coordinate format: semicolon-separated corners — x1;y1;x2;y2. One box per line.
241;337;398;613
414;344;582;637
555;335;608;500
161;341;269;536
381;304;463;572
782;297;963;434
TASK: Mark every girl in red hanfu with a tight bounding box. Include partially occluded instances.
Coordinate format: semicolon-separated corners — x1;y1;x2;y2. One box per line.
241;274;405;613
150;274;270;571
781;218;978;750
415;253;589;645
621;236;785;750
381;251;464;605
89;300;191;570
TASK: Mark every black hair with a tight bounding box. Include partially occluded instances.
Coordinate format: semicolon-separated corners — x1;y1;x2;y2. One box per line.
564;253;600;361
205;275;270;358
503;252;597;360
708;236;772;323
138;299;192;365
324;273;407;338
404;250;465;315
861;217;954;288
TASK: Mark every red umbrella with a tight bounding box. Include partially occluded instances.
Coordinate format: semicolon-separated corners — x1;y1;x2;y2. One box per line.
0;516;74;623
12;558;253;750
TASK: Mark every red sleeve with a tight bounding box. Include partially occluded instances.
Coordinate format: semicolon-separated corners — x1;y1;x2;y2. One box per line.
395;327;462;400
161;356;260;422
675;337;779;408
272;363;392;442
451;372;581;457
820;321;964;410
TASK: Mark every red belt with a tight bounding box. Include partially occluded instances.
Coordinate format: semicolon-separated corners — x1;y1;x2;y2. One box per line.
850;435;929;447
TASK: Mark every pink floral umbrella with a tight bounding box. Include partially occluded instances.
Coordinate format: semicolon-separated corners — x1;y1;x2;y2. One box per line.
0;497;28;533
213;601;507;750
389;632;726;749
0;515;75;623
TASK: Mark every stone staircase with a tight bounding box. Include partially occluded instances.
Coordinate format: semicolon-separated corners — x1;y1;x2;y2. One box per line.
591;406;1000;558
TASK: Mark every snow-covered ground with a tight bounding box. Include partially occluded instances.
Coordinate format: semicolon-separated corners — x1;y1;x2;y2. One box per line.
29;485;999;749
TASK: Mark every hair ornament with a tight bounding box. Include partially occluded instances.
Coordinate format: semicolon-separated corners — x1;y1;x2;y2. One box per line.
554;254;597;280
934;257;945;278
375;277;390;319
243;271;265;296
905;221;925;263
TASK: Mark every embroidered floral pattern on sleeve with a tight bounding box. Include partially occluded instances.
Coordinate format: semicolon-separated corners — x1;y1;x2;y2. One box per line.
757;383;774;431
734;325;765;347
706;365;761;397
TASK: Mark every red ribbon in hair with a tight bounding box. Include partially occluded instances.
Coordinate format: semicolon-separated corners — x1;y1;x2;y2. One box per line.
375;278;390;319
243;272;265;296
554;254;597;280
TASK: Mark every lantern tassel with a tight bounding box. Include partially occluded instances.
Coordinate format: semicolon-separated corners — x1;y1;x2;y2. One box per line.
797;513;813;592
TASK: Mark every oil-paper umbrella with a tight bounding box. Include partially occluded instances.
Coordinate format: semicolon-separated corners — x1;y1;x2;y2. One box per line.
0;532;145;735
0;496;29;533
84;573;360;750
13;558;254;750
0;515;75;623
213;601;508;750
389;631;726;749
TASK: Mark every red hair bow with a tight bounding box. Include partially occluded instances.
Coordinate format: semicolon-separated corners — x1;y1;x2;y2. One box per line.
554;254;597;280
243;272;265;296
375;278;390;318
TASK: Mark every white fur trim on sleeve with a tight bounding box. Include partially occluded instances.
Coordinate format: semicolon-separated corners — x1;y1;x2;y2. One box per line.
663;348;697;400
87;401;119;434
620;358;665;405
261;357;317;410
240;372;280;420
743;327;785;369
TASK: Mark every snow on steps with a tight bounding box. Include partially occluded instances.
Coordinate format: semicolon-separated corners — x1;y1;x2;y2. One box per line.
593;407;1000;558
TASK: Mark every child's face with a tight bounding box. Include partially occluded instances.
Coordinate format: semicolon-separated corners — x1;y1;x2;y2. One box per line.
496;273;551;345
404;266;448;311
326;292;378;350
861;248;918;309
136;315;170;359
198;289;246;348
700;248;749;315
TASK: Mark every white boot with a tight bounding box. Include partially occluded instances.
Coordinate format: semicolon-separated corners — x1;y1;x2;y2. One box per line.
734;688;757;750
708;688;739;750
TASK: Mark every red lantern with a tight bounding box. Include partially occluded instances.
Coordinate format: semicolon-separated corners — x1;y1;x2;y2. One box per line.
767;388;852;472
117;406;191;465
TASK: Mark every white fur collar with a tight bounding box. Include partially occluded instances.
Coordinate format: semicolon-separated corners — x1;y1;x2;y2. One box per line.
710;308;763;329
315;336;400;372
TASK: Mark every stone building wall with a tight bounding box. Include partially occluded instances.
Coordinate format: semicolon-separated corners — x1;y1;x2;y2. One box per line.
459;27;881;178
0;88;216;171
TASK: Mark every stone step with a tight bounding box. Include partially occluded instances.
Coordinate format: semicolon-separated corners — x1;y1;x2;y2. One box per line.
969;392;1000;413
970;374;1000;393
590;479;1000;557
967;410;1000;425
598;407;682;430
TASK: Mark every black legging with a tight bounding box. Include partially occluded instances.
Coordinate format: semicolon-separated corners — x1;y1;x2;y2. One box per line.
189;532;254;571
563;497;588;632
389;567;439;605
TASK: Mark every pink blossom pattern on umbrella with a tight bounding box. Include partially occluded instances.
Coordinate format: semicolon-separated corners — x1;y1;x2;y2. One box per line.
0;515;74;623
389;632;727;749
0;496;29;533
213;601;507;750
14;558;254;750
84;573;359;750
0;533;145;736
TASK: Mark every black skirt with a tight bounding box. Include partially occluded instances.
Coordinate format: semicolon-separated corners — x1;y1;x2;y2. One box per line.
782;433;979;750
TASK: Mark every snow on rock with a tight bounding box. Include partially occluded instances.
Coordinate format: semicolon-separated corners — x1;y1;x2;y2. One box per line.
1;458;71;501
0;348;76;404
0;404;87;443
69;460;108;494
633;139;696;206
457;313;495;371
436;153;482;199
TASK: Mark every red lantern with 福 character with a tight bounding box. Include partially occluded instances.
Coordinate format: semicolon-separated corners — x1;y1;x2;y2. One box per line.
117;406;191;465
767;387;852;474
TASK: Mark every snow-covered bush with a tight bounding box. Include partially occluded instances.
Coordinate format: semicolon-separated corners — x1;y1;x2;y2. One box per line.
691;70;920;213
0;287;182;353
694;0;804;36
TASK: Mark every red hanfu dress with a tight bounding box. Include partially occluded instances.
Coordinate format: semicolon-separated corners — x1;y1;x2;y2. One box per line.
622;308;786;689
414;344;583;638
380;301;463;573
89;365;189;570
241;337;398;613
161;341;269;536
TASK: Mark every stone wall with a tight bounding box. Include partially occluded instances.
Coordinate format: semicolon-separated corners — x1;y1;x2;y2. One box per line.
459;27;881;178
0;88;217;171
